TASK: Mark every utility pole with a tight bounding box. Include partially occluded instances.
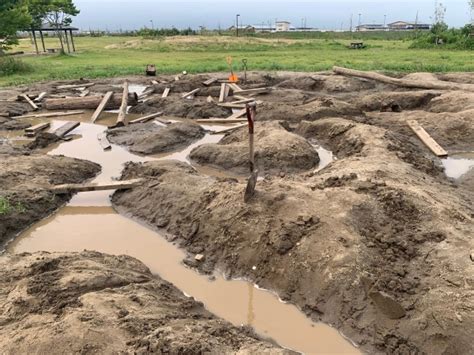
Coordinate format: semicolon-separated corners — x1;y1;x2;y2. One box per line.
236;14;240;37
150;20;154;30
349;14;353;32
384;14;387;28
358;13;362;28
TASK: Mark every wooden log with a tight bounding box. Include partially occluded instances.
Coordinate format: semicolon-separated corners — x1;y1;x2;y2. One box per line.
56;82;95;90
203;78;218;86
232;87;271;95
15;111;84;119
33;92;47;103
333;66;474;91
116;81;129;127
19;94;39;111
53;121;80;138
210;123;247;135
44;93;138;110
97;132;111;151
91;91;113;123
196;118;247;124
182;88;200;99
407;120;448;157
162;88;171;98
129;111;164;124
51;178;143;194
25;122;50;137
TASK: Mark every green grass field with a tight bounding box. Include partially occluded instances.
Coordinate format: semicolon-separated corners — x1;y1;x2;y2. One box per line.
1;35;473;87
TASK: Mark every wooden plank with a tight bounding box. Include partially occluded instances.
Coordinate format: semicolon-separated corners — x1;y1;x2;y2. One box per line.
162;88;171;98
407;120;448;157
151;80;159;85
228;83;243;92
15;111;84;119
232;87;270;95
138;88;154;100
203;78;218;86
51;178;143;194
181;88;200;99
196;118;247;124
25;122;50;136
218;83;228;103
129;111;164;124
116;81;129;127
56;82;95;90
33;92;47;103
210;123;247;135
53;121;80;138
91;91;113;123
19;94;39;111
206;96;215;103
227;108;247;119
97;132;111;151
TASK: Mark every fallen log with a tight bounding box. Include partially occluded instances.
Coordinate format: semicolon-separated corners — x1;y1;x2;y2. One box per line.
407;120;448;157
44;93;138;110
25;122;50;137
116;81;129;127
129;111;164;124
91;91;113;123
333;66;474;91
53;122;80;138
51;178;143;194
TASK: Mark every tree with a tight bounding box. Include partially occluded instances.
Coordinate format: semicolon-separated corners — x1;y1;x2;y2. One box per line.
29;0;79;53
469;0;474;25
0;0;31;55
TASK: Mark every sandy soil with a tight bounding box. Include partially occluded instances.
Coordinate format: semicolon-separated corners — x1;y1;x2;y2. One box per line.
0;251;292;354
1;70;473;354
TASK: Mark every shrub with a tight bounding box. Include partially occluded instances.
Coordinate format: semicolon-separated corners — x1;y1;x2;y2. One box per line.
0;56;33;76
410;24;474;50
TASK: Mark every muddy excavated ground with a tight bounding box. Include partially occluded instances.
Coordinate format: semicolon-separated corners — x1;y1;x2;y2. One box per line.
0;70;473;354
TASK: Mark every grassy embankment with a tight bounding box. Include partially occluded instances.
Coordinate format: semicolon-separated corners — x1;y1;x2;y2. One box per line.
1;34;473;87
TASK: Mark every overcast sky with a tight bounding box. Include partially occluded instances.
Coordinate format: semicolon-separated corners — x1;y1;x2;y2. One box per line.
73;0;472;31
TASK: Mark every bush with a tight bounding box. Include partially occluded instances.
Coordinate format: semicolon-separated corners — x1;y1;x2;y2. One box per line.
0;56;33;76
410;24;474;50
137;27;197;38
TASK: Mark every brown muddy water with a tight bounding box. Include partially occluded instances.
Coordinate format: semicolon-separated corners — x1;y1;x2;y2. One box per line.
5;113;359;354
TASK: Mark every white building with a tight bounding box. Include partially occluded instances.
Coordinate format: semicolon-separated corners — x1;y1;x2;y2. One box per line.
275;21;291;32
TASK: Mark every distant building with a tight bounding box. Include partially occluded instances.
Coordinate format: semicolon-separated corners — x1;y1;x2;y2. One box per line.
275;21;291;32
356;24;387;32
388;21;431;31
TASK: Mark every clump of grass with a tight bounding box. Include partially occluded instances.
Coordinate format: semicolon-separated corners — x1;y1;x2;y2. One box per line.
0;196;26;215
0;56;33;77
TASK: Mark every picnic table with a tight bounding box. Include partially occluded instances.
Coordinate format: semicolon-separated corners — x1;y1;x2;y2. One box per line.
350;42;365;49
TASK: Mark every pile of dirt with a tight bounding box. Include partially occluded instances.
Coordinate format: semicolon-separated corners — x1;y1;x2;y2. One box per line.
0;251;291;354
276;74;377;93
129;97;231;118
107;121;205;155
190;121;320;175
113;117;473;354
25;132;61;150
0;154;100;248
427;91;474;113
0;101;31;118
0;116;31;130
355;90;441;112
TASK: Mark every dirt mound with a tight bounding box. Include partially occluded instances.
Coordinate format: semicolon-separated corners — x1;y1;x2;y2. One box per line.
129;97;231;118
276;74;377;93
113;118;473;354
190;121;319;175
258;97;363;122
0;251;291;354
437;72;474;84
0;101;30;117
25;132;61;150
0;116;31;130
427;91;474;113
355;91;441;112
403;72;439;81
107;121;205;155
0;154;100;248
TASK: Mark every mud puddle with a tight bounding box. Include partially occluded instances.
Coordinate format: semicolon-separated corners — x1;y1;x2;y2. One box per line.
441;153;474;179
8;206;359;354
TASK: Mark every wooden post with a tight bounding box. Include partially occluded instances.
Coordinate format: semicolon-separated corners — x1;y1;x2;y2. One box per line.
91;91;113;123
116;81;129;127
39;30;46;52
69;30;76;52
31;30;39;55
